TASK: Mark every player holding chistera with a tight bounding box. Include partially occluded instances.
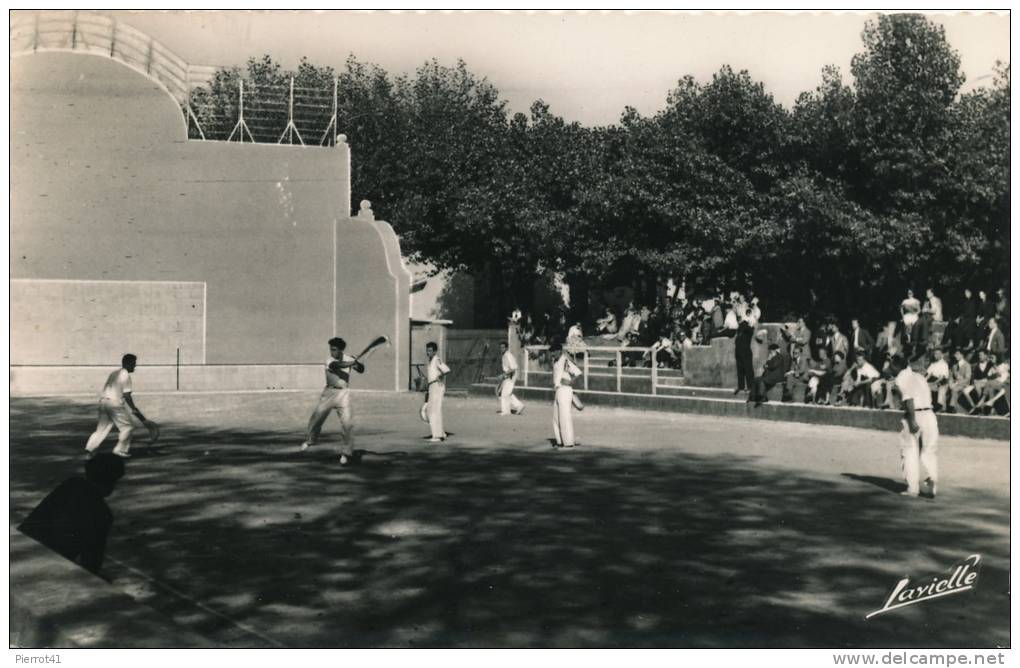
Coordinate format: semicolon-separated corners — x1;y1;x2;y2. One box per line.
84;354;157;459
425;341;451;442
497;341;525;416
301;337;364;466
889;354;939;498
551;342;584;448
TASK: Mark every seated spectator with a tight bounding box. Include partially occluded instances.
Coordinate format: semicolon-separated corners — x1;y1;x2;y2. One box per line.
973;355;1009;415
970;349;994;398
829;323;850;360
806;349;833;404
566;321;585;347
846;352;882;407
791;317;812;354
828;351;848;405
616;305;639;343
947;348;972;414
848;318;874;365
784;345;812;403
18;453;126;577
751;344;787;407
873;321;900;367
596;307;618;337
925;348;951;411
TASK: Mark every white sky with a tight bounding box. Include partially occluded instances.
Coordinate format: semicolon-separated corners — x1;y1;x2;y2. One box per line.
96;9;1009;127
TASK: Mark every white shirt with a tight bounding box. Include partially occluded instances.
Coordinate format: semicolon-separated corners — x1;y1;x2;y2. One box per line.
567;324;584;342
855;361;881;381
926;296;943;322
100;368;132;405
427;355;450;383
925;360;950;381
501;350;518;377
895;369;933;410
724;309;739;330
325;354;356;388
901;297;921;314
552;355;581;388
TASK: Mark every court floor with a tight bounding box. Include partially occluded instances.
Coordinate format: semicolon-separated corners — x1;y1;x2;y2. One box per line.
9;391;1010;648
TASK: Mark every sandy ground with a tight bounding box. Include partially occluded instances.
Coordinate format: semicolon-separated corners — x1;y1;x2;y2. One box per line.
9;391;1010;648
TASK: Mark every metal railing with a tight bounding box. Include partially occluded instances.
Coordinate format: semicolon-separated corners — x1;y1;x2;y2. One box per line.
10;10;341;145
522;344;664;395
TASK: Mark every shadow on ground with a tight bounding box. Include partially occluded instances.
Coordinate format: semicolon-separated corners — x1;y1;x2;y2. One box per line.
9;397;1010;648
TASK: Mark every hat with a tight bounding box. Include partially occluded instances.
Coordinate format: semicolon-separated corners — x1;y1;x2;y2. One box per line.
768;343;780;351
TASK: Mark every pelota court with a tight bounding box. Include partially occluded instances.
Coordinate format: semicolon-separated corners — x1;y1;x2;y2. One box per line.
8;391;1009;648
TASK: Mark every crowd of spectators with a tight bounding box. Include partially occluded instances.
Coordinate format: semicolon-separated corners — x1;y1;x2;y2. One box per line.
512;285;1009;417
748;287;1010;416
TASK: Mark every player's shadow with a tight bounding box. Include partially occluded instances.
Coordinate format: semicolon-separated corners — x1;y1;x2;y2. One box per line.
840;473;907;495
9;396;1010;650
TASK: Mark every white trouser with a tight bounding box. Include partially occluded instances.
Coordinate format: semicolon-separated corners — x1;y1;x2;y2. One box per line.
499;378;524;415
553;385;575;446
85;399;135;454
306;387;354;456
900;410;939;494
427;382;446;438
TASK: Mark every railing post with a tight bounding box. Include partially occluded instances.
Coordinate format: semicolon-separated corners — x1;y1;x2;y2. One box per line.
651;347;658;395
616;350;622;393
583;350;589;391
523;346;529;387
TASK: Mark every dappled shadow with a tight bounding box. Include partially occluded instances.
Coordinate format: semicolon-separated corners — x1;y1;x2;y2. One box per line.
9;397;1010;648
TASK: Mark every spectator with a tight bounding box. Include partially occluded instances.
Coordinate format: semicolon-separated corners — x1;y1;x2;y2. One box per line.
829;322;850;360
18;453;126;577
973;354;1009;415
791;317;811;353
969;350;994;404
710;299;725;338
848;318;874;365
925;348;951;411
785;342;812;403
947;349;972;414
751;344;787;407
616;304;639;343
923;288;944;323
961;288;979;349
977;289;996;326
733;310;755;395
846;352;882;407
829;351;848;405
596;306;618;337
984;317;1006;356
874;321;900;368
566;321;585;347
748;296;762;327
901;289;922;328
811;321;830;359
806;348;833;404
995;288;1009;334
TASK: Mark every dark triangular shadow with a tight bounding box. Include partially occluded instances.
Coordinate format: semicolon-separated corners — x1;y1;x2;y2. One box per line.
841;473;906;495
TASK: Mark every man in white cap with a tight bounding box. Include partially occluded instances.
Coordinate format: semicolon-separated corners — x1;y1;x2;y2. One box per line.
497;341;524;416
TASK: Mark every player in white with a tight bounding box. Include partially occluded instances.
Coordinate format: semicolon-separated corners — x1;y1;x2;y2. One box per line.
497;341;525;416
889;354;939;498
301;337;364;466
551;342;584;448
425;341;451;442
84;354;149;459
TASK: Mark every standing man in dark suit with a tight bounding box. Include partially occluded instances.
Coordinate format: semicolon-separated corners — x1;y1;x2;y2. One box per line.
733;309;755;395
848;319;874;365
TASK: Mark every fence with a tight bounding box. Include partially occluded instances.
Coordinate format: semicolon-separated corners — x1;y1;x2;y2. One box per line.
10;10;340;146
523;344;673;396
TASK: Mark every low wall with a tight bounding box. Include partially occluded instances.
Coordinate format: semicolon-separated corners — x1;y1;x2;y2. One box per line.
470;384;1010;441
10;364;327;395
683;323;796;388
10;530;215;648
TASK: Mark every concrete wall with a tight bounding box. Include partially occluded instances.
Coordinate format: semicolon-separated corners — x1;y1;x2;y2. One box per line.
11;51;409;390
11;279;205;365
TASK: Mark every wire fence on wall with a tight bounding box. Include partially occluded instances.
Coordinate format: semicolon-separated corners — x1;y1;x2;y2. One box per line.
11;10;341;147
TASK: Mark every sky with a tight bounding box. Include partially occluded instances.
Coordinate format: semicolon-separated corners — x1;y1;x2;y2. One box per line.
93;9;1010;127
